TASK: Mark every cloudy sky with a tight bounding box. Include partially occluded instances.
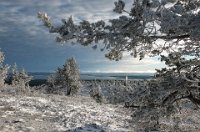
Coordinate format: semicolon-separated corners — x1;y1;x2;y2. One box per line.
0;0;165;73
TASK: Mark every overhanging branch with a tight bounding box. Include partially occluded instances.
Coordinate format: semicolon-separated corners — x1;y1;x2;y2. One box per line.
145;34;190;40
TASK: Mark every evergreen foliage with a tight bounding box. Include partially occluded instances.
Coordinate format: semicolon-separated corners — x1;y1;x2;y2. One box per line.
47;57;81;95
89;82;104;103
38;0;200;130
11;63;32;93
38;0;200;60
0;50;9;87
38;0;200;104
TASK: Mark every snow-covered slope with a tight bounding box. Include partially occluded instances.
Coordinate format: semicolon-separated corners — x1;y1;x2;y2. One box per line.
1;81;200;132
0;93;133;132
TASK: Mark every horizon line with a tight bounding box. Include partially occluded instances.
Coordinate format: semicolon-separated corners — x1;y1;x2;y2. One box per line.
28;71;156;74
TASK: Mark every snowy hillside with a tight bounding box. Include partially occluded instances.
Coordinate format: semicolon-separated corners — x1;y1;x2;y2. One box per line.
1;80;200;132
0;93;133;132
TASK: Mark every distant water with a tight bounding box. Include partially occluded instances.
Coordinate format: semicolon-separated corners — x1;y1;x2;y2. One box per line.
29;72;154;80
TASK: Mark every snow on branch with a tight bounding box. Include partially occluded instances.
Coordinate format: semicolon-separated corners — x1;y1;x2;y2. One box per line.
38;0;200;60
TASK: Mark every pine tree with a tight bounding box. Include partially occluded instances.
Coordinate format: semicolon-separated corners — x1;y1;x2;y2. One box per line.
39;0;200;130
39;0;200;107
38;0;200;60
11;64;32;93
0;50;9;87
11;63;19;86
67;57;81;95
47;57;81;95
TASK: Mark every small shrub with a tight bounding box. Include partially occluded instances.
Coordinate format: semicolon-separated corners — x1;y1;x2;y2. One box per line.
89;82;104;103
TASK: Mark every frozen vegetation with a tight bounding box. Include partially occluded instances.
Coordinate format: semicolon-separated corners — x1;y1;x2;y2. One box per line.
37;0;200;131
1;0;200;131
1;80;200;131
0;90;133;132
0;50;199;131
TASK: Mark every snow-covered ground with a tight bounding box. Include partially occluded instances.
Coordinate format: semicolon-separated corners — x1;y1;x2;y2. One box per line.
1;80;200;132
0;93;133;132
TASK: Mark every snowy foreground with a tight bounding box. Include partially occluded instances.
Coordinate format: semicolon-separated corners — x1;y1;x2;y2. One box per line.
0;80;200;132
0;93;133;131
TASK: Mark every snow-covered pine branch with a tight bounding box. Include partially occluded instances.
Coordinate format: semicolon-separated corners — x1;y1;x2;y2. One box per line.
38;1;200;130
38;0;200;105
38;0;200;60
